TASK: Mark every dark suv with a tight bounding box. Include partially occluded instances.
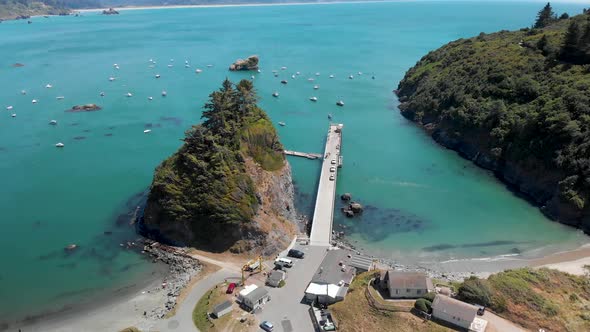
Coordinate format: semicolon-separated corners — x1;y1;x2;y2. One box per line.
288;249;305;259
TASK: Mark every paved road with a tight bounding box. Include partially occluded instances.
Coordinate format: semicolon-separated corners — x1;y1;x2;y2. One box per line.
256;244;329;332
152;268;239;332
483;312;527;332
310;124;342;246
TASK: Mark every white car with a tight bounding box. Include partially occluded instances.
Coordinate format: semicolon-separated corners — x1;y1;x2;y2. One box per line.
329;175;335;181
329;167;336;172
330;159;336;165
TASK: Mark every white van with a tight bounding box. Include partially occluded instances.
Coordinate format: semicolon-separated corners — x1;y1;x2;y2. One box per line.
275;257;294;268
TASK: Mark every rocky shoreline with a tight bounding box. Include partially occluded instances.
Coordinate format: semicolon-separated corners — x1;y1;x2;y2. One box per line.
140;239;201;319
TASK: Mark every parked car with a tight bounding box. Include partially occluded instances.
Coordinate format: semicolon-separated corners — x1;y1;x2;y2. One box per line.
329;175;335;181
288;249;305;259
274;257;293;268
330;159;336;165
473;304;485;316
226;282;236;294
329;166;336;172
260;320;274;331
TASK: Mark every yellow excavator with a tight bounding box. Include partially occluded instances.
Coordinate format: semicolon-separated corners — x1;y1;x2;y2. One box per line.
241;256;263;284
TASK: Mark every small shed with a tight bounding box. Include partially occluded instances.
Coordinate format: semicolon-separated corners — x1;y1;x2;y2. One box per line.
349;254;374;272
211;300;232;318
266;270;287;287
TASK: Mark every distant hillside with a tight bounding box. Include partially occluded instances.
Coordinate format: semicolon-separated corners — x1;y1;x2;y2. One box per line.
397;7;590;231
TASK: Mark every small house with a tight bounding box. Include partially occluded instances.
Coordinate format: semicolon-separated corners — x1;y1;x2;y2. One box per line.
239;285;270;311
431;294;487;332
383;271;434;299
266;270;287;287
211;300;232;318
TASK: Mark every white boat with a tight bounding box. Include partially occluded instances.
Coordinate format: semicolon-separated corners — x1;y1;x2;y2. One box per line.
113;63;118;67
328;113;333;120
291;75;295;79
278;122;286;126
21;90;26;95
55;142;64;147
272;92;279;97
329;74;334;78
358;71;363;75
314;85;319;90
167;64;173;68
349;75;354;79
195;69;202;73
185;60;189;64
251;75;255;79
49;120;57;125
155;74;161;78
161;91;167;96
11;113;16;117
281;66;287;70
45;84;53;88
109;77;115;82
143;129;151;133
206;64;213;67
148;96;153;100
296;71;300;75
100;92;105;97
336;100;344;106
257;69;261;73
32;99;37;104
315;72;320;76
56;96;64;100
114;65;120;70
310;97;318;102
149;58;153;63
185;64;190;68
126;93;133;97
308;78;315;82
6;106;13;110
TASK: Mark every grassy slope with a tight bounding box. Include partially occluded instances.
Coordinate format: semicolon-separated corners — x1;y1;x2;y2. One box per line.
0;1;69;20
460;268;590;332
330;272;452;332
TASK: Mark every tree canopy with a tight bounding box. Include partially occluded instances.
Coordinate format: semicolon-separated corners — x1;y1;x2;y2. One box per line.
397;11;590;230
143;79;285;250
534;2;557;29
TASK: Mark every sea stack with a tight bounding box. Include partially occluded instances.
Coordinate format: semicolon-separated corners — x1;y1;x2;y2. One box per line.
229;55;259;71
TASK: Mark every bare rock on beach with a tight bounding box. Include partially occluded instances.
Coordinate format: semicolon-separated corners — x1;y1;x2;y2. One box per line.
229;55;259;71
102;8;119;15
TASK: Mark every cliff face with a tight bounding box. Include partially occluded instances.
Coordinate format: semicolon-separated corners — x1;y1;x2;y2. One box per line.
141;79;296;254
397;14;590;232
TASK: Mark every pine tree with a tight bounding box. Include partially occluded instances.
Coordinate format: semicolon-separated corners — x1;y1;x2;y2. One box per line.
560;21;581;63
537;35;549;56
534;2;557;29
579;19;590;63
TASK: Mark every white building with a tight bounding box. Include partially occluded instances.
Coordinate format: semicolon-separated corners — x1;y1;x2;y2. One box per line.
431;295;487;332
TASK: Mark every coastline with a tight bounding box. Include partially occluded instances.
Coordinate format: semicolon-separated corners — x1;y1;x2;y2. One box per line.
8;240;201;332
76;0;391;13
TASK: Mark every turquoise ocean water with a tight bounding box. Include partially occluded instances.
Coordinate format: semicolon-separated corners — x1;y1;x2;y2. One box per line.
1;0;588;323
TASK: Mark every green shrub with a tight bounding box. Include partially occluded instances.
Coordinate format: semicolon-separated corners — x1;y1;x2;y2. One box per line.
279;280;286;288
414;298;432;313
456;277;493;307
420;292;436;302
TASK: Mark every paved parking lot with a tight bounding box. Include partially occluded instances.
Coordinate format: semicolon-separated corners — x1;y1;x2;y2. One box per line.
255;244;330;332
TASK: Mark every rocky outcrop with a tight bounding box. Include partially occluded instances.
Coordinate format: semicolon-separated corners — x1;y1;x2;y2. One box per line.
229;55;259;71
67;104;101;112
102;8;119;15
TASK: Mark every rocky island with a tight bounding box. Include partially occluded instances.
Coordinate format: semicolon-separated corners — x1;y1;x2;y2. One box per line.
102;8;119;15
67;104;101;112
397;8;590;231
229;55;259;71
141;79;297;255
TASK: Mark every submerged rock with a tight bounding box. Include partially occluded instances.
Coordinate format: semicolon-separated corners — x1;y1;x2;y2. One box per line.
349;202;364;213
341;193;352;201
229;55;259;71
67;104;101;112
